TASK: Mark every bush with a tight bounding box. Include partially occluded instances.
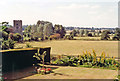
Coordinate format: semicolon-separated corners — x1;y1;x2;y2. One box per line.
34;37;39;41
51;50;119;70
2;31;8;40
64;35;74;40
113;28;120;40
1;39;15;50
10;33;22;42
7;39;16;49
101;30;110;40
88;33;92;37
2;41;9;50
13;33;22;42
112;36;119;40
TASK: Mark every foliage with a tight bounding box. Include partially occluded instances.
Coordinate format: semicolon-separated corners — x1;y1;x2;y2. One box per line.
84;29;89;37
24;20;54;40
51;50;120;70
54;24;66;38
2;39;16;50
14;33;22;41
96;32;100;37
10;33;22;42
44;23;54;38
2;26;8;32
113;28;120;40
64;35;74;40
117;75;120;80
33;49;47;68
92;32;95;37
33;49;53;75
2;31;8;40
88;33;93;37
79;29;84;37
70;30;77;36
50;33;61;40
101;30;110;40
7;39;16;49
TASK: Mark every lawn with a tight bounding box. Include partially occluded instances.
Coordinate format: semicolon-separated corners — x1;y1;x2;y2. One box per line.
15;40;118;57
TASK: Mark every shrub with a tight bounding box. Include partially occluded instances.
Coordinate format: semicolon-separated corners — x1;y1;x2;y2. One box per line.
34;37;39;41
112;36;119;40
2;41;9;50
101;30;110;40
7;39;16;49
88;33;92;37
2;31;8;40
112;28;120;40
13;33;22;42
1;39;15;50
51;50;119;70
64;35;74;40
45;36;48;40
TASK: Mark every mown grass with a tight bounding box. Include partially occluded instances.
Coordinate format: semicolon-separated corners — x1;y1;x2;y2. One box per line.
15;40;118;57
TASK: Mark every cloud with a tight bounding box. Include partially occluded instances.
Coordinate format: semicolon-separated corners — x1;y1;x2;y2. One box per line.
0;0;118;27
58;4;90;9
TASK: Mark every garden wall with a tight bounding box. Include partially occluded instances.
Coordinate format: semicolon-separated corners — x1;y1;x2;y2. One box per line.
0;47;51;75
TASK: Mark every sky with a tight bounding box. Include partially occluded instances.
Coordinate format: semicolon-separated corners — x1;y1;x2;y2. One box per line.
0;0;119;28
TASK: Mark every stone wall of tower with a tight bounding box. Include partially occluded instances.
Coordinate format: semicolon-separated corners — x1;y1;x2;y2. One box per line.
13;20;23;35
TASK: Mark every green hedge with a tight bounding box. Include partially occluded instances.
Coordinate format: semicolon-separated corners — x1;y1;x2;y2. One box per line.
0;47;51;74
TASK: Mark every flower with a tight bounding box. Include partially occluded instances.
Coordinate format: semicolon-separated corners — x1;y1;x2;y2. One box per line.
114;64;116;66
3;77;7;79
46;68;51;71
40;68;46;72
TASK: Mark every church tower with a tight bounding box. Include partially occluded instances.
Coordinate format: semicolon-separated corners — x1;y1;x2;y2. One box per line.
13;20;23;35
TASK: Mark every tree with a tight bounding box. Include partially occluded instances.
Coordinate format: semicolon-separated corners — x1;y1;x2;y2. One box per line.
54;24;66;38
113;28;120;40
2;31;8;40
88;33;92;37
31;24;37;33
101;30;110;40
76;30;80;34
84;29;89;37
27;25;32;33
44;23;54;38
79;29;84;37
2;26;8;32
2;39;15;50
11;33;22;42
37;24;44;38
70;30;77;36
96;32;100;37
92;32;95;37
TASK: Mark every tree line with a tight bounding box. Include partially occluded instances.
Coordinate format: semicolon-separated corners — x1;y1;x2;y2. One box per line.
23;20;66;41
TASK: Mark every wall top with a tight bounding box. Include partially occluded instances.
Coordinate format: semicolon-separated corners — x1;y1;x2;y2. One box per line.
13;20;22;22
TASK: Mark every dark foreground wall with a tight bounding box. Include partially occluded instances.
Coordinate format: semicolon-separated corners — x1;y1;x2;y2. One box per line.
0;47;51;76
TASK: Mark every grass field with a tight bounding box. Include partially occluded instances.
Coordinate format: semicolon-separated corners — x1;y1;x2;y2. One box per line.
16;40;118;57
74;37;101;40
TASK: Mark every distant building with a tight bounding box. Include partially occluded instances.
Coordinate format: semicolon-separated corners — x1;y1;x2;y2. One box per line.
13;20;23;35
